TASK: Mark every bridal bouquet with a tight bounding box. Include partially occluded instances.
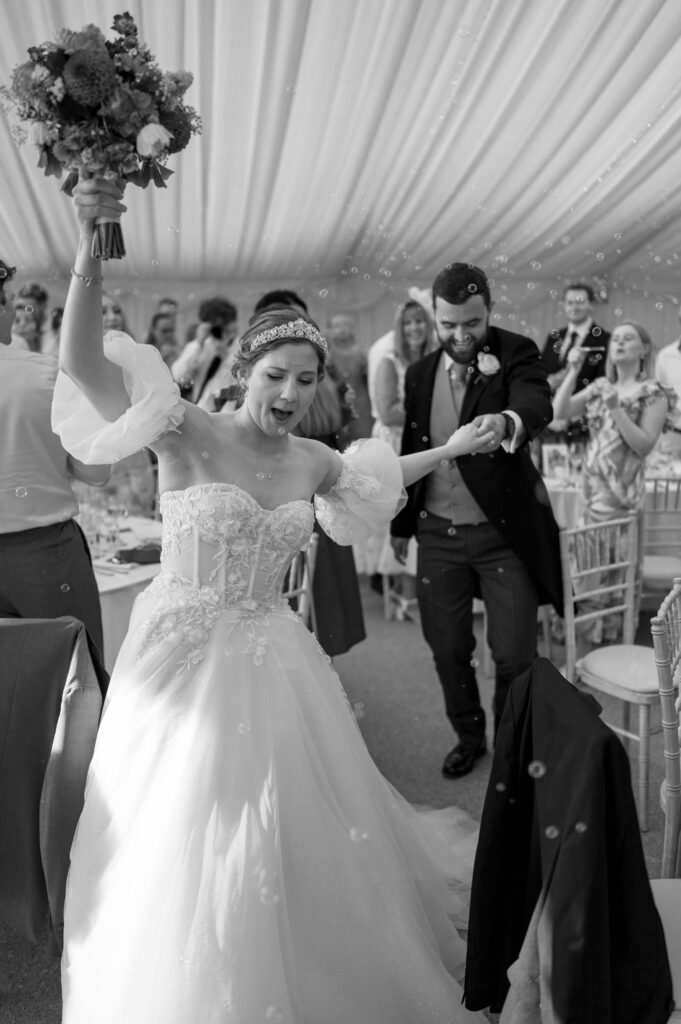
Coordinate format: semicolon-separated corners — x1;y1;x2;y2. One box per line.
1;12;201;259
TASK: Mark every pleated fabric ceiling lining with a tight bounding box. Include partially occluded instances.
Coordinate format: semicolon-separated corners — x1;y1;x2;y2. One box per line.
1;0;680;343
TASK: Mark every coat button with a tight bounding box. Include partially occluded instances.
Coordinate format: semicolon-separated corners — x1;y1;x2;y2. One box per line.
419;510;427;519
410;421;418;428
421;436;429;443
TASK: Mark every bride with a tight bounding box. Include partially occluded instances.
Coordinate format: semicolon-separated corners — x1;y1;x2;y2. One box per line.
54;178;493;1024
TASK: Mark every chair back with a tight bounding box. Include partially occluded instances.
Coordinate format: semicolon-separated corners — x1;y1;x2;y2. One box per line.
645;477;681;557
283;533;319;635
650;577;681;877
560;514;638;680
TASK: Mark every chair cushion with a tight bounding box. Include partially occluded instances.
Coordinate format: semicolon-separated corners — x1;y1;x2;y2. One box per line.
579;644;658;693
643;555;681;587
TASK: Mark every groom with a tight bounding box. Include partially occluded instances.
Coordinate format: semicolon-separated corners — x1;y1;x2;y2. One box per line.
391;263;562;778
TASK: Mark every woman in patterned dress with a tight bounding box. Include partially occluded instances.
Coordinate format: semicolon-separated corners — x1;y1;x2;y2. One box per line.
552;321;676;639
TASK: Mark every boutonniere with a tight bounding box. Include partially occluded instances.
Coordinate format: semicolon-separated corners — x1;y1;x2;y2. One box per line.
477;352;501;376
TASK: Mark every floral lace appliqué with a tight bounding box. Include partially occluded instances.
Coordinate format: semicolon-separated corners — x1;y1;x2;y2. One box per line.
222;600;272;666
137;572;221;671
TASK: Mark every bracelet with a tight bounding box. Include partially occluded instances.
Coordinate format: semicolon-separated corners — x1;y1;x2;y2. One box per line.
70;267;103;287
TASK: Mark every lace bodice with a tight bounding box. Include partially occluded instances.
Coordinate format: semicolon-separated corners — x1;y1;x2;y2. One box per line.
159;483;315;607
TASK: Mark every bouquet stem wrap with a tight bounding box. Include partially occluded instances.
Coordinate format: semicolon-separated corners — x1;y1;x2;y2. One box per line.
92;217;125;260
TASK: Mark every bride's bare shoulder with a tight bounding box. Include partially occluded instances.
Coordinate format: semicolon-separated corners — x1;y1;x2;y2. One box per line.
291;437;342;494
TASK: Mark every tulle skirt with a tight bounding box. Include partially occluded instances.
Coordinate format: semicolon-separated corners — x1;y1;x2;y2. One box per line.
62;593;484;1024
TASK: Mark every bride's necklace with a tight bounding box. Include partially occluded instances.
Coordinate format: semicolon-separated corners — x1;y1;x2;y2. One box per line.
236;414;289;481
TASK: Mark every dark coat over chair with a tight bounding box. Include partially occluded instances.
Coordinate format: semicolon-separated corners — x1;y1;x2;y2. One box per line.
464;657;673;1023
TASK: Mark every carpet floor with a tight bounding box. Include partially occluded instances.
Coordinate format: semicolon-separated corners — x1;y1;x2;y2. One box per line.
0;576;666;1022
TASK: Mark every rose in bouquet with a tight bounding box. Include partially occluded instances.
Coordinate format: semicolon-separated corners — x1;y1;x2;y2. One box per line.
0;12;201;259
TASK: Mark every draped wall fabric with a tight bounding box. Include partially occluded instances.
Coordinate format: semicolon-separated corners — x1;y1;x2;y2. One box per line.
1;0;680;347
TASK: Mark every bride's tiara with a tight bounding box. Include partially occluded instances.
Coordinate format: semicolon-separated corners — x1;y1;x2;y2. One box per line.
248;318;328;359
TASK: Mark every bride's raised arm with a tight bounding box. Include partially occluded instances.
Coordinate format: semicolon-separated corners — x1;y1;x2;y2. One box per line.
59;178;130;421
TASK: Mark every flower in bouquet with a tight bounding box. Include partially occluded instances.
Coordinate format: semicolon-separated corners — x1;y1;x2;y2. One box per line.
1;12;201;260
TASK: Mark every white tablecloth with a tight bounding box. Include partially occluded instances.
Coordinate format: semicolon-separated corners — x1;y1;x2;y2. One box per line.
94;517;162;671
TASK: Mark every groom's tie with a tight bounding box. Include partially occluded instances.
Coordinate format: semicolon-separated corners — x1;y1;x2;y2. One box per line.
448;365;467;421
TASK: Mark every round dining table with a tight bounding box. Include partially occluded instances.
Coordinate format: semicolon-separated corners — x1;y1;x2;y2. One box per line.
92;516;162;671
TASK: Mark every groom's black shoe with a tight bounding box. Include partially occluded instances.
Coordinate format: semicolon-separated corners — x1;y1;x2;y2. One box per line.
442;740;487;779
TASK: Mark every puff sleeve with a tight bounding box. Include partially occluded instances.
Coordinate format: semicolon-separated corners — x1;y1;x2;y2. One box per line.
52;332;185;464
314;438;406;544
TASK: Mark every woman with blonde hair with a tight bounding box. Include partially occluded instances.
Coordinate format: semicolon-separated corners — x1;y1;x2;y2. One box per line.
553;321;674;524
553;321;676;640
373;298;435;620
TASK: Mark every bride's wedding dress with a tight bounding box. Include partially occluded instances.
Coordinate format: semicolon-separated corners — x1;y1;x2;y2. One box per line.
53;336;485;1024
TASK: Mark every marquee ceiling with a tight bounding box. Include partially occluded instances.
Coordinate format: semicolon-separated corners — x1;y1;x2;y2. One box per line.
1;0;680;326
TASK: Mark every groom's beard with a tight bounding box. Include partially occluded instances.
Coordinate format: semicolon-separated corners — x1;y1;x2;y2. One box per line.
438;332;486;366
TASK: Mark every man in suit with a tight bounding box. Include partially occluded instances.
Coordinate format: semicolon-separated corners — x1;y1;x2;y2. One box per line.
391;262;562;779
540;282;609;443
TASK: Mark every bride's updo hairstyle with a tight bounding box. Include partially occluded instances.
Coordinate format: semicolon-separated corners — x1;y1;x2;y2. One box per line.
232;308;328;392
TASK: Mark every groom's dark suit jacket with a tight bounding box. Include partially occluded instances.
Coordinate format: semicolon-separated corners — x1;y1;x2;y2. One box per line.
391;326;563;614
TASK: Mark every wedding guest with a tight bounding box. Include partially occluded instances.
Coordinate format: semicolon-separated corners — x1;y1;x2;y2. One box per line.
17;279;49;323
170;295;239;403
16;279;49;351
41;306;64;357
554;322;675;557
373;297;435;621
102;292;132;334
326;312;374;442
654;305;681;454
367;287;432;424
553;323;674;524
0;258;108;654
54;176;493;1024
391;262;562;778
12;300;42;352
144;311;179;366
540;282;609;443
156;296;179;320
552;323;675;641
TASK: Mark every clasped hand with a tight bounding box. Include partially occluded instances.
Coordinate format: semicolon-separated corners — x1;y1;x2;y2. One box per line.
443;417;499;459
